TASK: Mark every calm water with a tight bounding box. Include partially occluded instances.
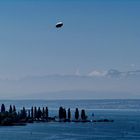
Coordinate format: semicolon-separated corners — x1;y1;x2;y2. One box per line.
0;99;140;140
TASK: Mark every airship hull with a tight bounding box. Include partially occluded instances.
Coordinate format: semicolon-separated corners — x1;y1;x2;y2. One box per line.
56;22;63;28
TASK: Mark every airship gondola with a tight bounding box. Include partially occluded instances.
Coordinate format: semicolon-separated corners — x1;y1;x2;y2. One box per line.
56;22;63;28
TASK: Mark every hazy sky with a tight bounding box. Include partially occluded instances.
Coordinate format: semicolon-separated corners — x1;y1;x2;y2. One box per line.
0;0;140;99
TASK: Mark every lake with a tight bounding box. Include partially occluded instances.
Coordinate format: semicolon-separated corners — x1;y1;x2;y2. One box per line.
0;99;140;140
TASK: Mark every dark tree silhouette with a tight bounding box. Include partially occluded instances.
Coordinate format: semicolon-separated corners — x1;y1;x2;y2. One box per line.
42;107;45;119
9;105;12;113
81;109;87;120
68;108;71;120
12;105;17;118
1;104;5;113
20;107;27;119
63;108;66;120
37;107;42;120
34;107;37;119
45;107;48;119
75;108;79;120
59;107;64;120
31;106;34;119
13;105;16;112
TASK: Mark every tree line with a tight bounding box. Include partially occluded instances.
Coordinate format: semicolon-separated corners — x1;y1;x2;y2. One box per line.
59;107;87;121
0;104;88;125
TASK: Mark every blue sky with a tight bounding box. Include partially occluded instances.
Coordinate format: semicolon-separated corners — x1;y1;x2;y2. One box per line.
0;0;140;99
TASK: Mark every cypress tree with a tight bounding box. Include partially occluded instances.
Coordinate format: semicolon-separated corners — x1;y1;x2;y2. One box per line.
13;105;16;112
21;107;26;119
34;107;37;119
9;105;12;113
1;104;5;113
37;107;42;120
68;108;71;120
63;108;66;120
81;109;87;120
75;108;79;120
59;107;63;120
45;107;48;119
42;107;45;119
31;106;34;119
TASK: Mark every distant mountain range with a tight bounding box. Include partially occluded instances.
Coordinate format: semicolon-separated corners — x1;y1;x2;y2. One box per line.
0;69;140;99
88;69;140;78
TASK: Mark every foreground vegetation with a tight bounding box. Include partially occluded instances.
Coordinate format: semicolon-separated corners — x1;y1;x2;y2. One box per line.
0;104;113;126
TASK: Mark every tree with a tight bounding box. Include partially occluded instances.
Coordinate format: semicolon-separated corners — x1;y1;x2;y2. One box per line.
9;105;12;113
1;104;5;113
59;107;64;120
81;109;87;120
13;105;16;112
37;107;42;120
45;107;48;119
42;107;45;119
68;108;71;120
34;107;37;119
31;106;34;119
75;108;79;120
20;107;26;119
63;108;66;120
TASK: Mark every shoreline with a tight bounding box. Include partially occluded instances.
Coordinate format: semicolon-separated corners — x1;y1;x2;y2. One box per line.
0;104;114;126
